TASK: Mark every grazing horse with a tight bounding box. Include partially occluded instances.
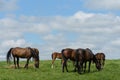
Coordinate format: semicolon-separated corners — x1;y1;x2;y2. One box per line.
75;48;97;74
75;48;85;74
95;53;105;70
51;52;62;68
61;48;76;72
6;47;39;69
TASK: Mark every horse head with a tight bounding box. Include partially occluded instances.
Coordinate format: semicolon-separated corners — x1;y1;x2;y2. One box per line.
95;60;101;71
33;48;39;68
29;48;40;68
93;54;101;71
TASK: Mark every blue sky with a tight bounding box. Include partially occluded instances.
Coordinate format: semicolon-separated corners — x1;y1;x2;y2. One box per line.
0;0;120;60
17;0;84;16
1;0;119;16
1;0;82;16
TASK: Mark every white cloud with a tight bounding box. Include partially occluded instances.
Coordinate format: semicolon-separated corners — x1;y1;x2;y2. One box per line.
0;0;18;11
0;11;120;59
0;18;19;27
111;38;120;46
1;39;31;48
85;0;120;10
73;11;94;20
31;24;51;34
0;39;31;57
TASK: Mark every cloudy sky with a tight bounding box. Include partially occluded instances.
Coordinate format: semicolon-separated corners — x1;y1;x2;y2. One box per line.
0;0;120;60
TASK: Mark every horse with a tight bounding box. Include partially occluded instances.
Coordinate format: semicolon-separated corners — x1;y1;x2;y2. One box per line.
75;48;97;74
6;47;39;69
61;48;76;72
75;48;85;74
95;52;105;70
51;52;62;68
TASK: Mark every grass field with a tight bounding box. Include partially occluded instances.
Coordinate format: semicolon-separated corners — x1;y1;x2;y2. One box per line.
0;59;120;80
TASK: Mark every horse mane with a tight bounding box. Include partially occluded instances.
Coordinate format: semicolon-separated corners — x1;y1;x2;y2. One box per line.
27;47;38;59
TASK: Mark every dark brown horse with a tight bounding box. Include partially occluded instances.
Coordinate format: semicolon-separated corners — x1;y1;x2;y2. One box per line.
51;52;62;68
75;48;97;74
95;52;105;70
6;47;39;69
75;48;85;74
61;48;76;72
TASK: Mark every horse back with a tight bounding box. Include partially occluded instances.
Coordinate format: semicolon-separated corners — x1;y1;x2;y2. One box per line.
61;48;76;61
95;53;105;60
76;48;85;61
52;52;62;59
12;47;31;58
85;48;94;60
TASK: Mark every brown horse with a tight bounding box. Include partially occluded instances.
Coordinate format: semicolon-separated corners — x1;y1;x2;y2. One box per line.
61;48;76;72
95;52;105;70
75;48;97;74
51;52;62;68
75;48;85;74
6;47;39;69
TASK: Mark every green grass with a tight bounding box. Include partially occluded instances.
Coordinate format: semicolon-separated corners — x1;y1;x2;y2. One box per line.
0;59;120;80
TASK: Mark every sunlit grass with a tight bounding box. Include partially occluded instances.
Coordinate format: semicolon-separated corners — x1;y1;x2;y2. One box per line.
0;60;119;80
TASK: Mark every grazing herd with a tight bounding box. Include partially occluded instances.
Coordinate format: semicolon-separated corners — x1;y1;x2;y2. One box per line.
6;47;105;74
52;48;106;74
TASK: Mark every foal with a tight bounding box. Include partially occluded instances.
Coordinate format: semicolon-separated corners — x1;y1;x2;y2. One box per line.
51;52;62;68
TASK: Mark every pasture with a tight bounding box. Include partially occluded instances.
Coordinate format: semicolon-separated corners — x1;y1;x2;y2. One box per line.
0;59;120;80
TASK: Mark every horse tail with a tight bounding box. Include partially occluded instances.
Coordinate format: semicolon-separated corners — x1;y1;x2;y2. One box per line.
6;48;13;64
61;49;66;61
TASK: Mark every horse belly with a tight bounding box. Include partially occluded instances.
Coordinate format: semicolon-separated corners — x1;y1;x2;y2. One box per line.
14;53;30;58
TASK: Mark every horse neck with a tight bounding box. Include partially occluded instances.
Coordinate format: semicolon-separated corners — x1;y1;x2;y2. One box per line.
28;47;37;58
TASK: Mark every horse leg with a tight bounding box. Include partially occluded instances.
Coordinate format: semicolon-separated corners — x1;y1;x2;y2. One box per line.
81;62;84;72
74;59;79;72
65;60;68;72
72;61;76;72
62;60;68;72
62;60;65;72
13;57;17;69
17;57;19;68
73;61;77;72
88;61;91;72
84;62;86;72
51;58;55;68
24;58;30;69
103;59;105;67
101;59;104;69
78;62;83;74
